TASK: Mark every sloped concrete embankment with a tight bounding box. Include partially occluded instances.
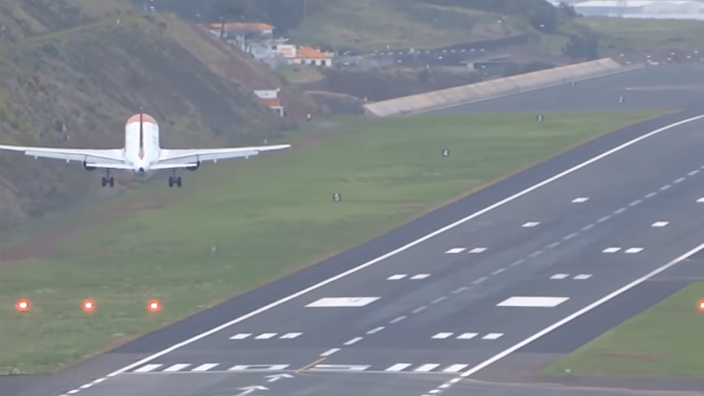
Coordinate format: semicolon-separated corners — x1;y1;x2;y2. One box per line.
363;58;642;117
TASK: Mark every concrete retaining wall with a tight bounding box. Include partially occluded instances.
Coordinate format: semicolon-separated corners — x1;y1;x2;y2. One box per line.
363;58;641;117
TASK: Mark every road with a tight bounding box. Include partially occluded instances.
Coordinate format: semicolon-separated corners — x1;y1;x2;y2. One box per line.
8;64;704;396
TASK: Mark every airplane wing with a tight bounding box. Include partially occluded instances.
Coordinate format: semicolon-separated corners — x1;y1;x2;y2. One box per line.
156;144;291;167
0;144;125;166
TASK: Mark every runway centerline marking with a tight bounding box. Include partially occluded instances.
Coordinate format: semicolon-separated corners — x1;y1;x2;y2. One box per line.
56;114;704;396
419;240;704;396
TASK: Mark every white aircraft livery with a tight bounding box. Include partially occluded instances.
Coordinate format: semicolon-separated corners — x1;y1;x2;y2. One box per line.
0;112;291;187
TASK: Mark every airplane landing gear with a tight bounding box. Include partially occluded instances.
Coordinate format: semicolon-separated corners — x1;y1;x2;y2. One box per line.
168;170;182;188
168;176;182;187
101;170;114;187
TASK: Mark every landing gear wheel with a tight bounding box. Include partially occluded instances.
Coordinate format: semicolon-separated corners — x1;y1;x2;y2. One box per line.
168;176;182;188
101;177;115;187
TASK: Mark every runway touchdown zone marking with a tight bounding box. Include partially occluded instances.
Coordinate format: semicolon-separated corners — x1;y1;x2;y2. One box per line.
56;114;704;396
496;296;569;307
419;239;704;396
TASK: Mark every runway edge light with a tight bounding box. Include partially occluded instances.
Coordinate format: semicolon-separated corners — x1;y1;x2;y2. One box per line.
698;300;704;311
15;299;30;312
147;300;161;312
82;299;96;313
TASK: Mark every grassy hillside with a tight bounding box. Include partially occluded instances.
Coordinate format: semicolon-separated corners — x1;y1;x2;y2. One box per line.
0;0;310;234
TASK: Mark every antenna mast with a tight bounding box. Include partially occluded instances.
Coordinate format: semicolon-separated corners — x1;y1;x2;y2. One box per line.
617;0;627;17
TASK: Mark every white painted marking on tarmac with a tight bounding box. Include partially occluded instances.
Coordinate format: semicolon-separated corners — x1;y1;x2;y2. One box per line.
597;216;610;222
255;333;277;339
522;222;540;227
432;296;447;304
71;115;704;396
230;333;251;340
432;332;454;339
229;364;289;371
419;240;704;396
163;364;190;372
457;333;478;339
625;247;643;253
412;306;427;314
473;277;487;284
574;274;592;280
344;337;363;346
443;364;469;373
603;247;621;253
482;333;503;340
660;184;671;191
652;221;669;227
390;315;407;323
386;363;412;372
132;364;162;373
387;274;407;280
550;273;569;279
469;247;487;253
547;241;560;249
192;363;219;372
510;259;524;266
320;348;340;357
572;197;588;203
497;296;569;307
491;268;506;275
310;364;370;371
415;364;441;372
280;332;302;339
529;250;542;257
674;177;686;183
629;199;642;206
367;326;385;334
689;170;699;176
614;207;626;214
645;192;657;198
697;197;704;203
411;274;431;280
445;248;466;254
563;233;578;240
306;297;379;307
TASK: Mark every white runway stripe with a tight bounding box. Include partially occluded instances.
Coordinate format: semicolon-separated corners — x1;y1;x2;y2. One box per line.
133;364;162;373
129;362;478;374
163;364;190;372
191;363;219;372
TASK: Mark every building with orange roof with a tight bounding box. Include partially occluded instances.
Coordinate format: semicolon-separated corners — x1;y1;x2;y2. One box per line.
206;21;274;38
253;89;284;117
275;45;334;67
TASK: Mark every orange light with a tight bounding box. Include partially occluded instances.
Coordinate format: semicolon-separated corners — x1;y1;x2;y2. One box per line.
147;300;161;312
15;299;30;312
82;300;96;312
699;300;704;311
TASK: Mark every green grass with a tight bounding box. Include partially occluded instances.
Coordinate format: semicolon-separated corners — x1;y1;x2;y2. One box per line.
579;17;704;52
0;110;670;374
542;282;704;379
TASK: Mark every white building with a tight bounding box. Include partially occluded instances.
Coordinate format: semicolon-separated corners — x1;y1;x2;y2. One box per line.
274;44;334;67
253;89;284;117
573;0;704;17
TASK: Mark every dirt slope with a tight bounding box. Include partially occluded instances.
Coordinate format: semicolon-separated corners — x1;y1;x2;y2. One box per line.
0;0;310;234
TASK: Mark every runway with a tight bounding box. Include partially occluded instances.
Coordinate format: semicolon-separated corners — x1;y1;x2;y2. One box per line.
12;64;704;396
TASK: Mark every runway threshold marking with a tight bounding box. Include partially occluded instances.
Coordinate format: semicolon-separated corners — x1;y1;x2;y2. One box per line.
419;240;704;396
56;113;704;396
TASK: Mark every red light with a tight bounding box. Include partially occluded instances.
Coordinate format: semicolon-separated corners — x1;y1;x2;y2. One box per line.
82;300;96;312
698;300;704;311
147;300;161;312
15;299;30;312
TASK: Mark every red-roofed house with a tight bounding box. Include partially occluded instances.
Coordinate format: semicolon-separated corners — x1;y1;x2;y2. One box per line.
254;89;284;116
274;45;334;67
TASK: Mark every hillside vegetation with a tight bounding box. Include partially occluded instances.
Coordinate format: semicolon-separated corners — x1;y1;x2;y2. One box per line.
197;0;704;56
0;0;308;234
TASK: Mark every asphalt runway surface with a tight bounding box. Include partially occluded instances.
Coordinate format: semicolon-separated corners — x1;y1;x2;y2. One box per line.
7;63;704;396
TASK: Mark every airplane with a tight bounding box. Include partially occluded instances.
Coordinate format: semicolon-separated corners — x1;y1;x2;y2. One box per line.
0;111;291;188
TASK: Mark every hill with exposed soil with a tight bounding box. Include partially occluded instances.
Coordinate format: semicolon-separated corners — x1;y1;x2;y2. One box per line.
0;0;313;234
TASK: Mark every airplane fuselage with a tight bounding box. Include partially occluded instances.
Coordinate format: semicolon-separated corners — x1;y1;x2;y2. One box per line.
124;113;160;173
